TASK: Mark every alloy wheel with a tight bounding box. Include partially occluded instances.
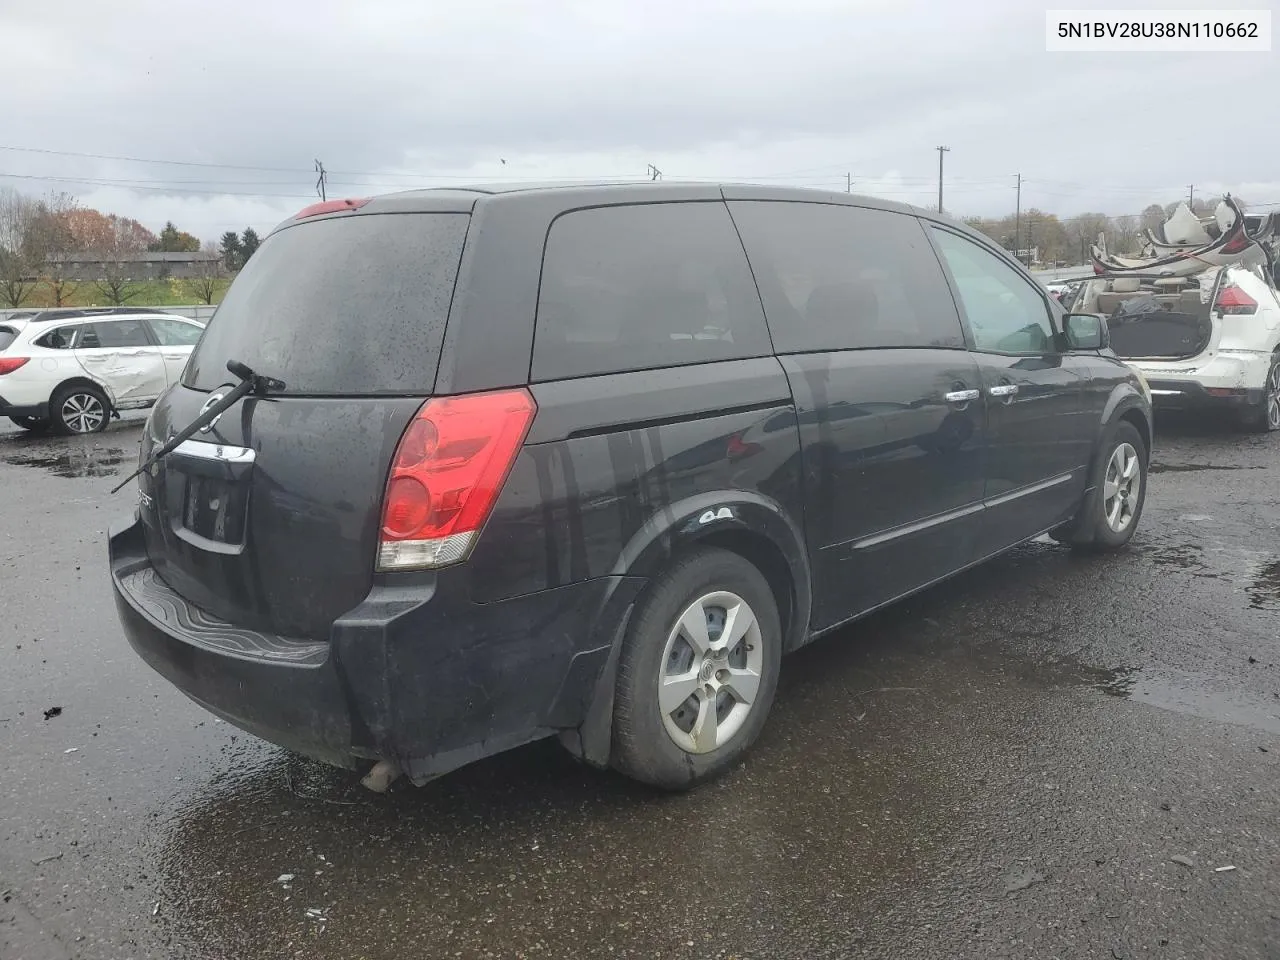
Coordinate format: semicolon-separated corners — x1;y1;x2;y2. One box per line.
60;392;106;434
658;590;764;754
1266;361;1280;431
1103;441;1141;533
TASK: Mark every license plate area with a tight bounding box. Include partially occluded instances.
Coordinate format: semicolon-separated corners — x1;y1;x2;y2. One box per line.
166;440;256;553
181;474;249;546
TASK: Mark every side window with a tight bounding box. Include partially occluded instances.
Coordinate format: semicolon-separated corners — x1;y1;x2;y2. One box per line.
147;317;204;346
728;201;965;353
34;325;80;350
532;201;771;381
81;319;151;349
931;229;1056;355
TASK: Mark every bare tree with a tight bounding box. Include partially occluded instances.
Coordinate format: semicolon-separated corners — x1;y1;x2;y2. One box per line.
187;250;225;305
26;192;81;306
1113;214;1139;254
0;188;37;307
93;214;149;305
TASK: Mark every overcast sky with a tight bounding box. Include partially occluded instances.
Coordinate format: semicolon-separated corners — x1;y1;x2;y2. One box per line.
1;0;1276;242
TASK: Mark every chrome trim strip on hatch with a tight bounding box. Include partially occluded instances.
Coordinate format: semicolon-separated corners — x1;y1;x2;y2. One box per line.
171;438;256;463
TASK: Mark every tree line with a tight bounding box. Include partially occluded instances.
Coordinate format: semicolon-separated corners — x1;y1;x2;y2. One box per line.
962;198;1247;266
0;187;261;308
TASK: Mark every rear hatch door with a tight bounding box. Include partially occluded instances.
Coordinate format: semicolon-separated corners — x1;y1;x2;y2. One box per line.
138;209;470;639
1076;273;1217;361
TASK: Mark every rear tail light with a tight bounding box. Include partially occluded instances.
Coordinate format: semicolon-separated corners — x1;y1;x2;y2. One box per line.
377;388;536;571
294;197;370;219
1215;283;1257;316
1219;226;1250;255
0;357;29;375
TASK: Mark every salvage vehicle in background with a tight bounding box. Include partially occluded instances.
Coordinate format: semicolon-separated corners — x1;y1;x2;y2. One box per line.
1065;266;1280;432
109;182;1152;793
0;308;206;435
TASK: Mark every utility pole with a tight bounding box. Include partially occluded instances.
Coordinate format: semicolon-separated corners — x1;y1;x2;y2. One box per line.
646;164;663;181
1014;173;1022;263
1188;184;1195;209
936;146;950;214
314;160;327;201
846;172;851;194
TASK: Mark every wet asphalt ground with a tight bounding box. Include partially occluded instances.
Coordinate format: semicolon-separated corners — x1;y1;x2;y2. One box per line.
1;412;1277;960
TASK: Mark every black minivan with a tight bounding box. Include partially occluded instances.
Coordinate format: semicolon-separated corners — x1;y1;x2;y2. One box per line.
109;183;1152;790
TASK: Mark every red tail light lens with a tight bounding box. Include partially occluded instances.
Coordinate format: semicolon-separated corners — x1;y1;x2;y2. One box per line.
1216;283;1257;315
0;357;29;375
1219;227;1250;255
377;389;536;571
294;197;370;219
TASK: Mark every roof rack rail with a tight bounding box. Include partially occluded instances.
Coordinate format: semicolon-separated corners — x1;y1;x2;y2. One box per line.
27;306;176;323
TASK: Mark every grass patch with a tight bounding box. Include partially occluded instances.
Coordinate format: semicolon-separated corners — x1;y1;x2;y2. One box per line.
11;278;232;309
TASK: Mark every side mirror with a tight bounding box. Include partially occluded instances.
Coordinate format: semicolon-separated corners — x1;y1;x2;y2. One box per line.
1064;313;1109;351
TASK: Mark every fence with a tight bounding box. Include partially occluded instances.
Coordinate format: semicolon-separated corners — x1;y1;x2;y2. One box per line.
0;304;218;324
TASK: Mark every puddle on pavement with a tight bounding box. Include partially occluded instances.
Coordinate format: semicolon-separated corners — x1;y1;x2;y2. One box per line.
1248;560;1280;610
1149;462;1259;474
1;445;130;478
1094;666;1280;734
1137;543;1224;580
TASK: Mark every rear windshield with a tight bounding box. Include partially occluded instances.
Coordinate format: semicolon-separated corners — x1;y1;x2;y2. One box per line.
0;326;17;351
184;212;469;395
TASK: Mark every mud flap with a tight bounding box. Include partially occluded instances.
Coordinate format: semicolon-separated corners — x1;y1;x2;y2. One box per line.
557;605;633;769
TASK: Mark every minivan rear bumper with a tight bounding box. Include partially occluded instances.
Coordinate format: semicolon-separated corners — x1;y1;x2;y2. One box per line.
109;512;644;783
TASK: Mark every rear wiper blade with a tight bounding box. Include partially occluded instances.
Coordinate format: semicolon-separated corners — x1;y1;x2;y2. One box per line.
110;359;285;494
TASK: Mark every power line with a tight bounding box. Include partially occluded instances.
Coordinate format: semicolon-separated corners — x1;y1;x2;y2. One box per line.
0;143;305;173
0;171;315;199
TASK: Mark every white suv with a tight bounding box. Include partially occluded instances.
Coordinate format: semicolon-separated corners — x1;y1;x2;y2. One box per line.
1064;264;1280;432
0;308;205;435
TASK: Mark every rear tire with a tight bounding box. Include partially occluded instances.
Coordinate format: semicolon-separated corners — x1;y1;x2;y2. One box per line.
1067;421;1148;552
1239;353;1280;433
611;547;782;790
51;385;110;436
9;416;50;433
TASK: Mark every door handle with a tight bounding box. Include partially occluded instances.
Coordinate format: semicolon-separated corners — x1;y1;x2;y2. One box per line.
944;389;980;403
988;384;1019;398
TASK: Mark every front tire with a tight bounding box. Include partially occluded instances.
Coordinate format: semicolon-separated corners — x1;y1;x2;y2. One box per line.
1066;421;1148;552
51;385;110;436
611;547;783;790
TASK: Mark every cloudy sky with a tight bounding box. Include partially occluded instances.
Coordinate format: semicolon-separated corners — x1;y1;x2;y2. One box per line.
1;0;1276;243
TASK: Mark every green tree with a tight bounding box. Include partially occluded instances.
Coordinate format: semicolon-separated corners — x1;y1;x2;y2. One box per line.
149;220;200;253
240;227;261;263
219;231;243;271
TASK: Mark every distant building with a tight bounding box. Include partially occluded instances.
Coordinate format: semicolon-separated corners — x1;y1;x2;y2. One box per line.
44;250;223;281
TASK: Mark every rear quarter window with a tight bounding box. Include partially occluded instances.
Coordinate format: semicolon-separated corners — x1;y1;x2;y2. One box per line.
184;213;469;395
532;201;772;381
33;325;80;349
728;201;965;353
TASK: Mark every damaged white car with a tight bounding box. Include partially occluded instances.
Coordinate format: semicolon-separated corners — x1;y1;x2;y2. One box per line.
0;308;206;435
1066;201;1280;431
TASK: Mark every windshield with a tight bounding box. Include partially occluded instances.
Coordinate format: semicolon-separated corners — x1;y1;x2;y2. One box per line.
0;326;18;351
183;212;469;395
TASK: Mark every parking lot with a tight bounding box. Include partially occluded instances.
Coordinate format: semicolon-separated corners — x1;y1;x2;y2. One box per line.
1;413;1277;960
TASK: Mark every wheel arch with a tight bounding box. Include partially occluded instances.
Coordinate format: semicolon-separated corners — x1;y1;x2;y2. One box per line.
52;375;115;410
608;489;811;654
561;489;812;770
